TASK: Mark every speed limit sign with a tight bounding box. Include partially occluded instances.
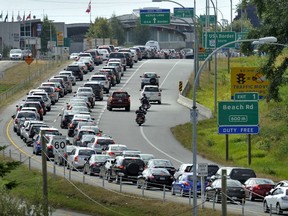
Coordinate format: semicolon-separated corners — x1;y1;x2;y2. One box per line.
52;135;67;155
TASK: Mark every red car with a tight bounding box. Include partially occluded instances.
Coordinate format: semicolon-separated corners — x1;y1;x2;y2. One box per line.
107;90;130;111
244;177;275;201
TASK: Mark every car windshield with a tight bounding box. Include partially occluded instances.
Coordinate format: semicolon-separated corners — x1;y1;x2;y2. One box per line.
96;139;114;145
144;73;157;78
227;180;243;187
111;146;127;151
123;159;144;166
44;130;61;136
255;178;275;184
92;155;110;162
17;112;36;119
151;168;170;175
140;154;154;161
91;77;106;81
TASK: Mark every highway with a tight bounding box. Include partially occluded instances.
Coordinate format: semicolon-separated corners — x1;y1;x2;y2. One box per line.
0;59;271;215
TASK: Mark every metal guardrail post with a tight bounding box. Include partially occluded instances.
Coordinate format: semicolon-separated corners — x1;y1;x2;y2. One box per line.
189;187;192;206
53;164;56;180
163;185;166;201
83;174;85;184
69;169;71;181
102;176;105;187
120;176;122;193
9;149;11;158
28;157;31;171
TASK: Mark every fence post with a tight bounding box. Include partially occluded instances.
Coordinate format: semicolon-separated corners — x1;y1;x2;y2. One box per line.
9;149;11;158
28;157;31;171
163;185;166;202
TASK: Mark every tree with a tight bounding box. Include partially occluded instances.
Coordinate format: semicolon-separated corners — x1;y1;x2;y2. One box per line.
245;0;288;102
40;15;56;54
110;14;126;46
132;20;151;45
86;17;112;39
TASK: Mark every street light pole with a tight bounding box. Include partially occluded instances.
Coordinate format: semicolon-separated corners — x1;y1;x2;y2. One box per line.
191;36;276;216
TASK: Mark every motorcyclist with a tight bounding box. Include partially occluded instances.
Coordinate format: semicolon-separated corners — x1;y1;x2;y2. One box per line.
135;106;146;116
140;94;149;105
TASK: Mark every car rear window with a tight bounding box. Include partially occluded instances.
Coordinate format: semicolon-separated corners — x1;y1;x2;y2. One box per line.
112;92;129;98
123;159;145;167
109;53;124;58
79;150;95;156
144;87;159;92
230;169;256;179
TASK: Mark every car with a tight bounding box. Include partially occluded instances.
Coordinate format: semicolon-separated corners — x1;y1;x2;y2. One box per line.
20;120;45;143
146;159;176;176
173;163;193;179
72;129;96;146
97;69;117;87
17;101;44;121
171;173;204;196
106;156;146;183
86;136;115;154
103;144;128;157
137;168;174;190
119;51;133;68
88;74;110;93
9;49;23;60
78;56;94;72
244;177;275;201
67;118;90;137
32;127;62;157
141;85;162;104
59;70;76;86
26;124;49;145
108;52;127;71
83;154;112;176
67;147;96;170
69;53;79;60
212;167;256;184
0;53;2;60
263;186;288;214
41;82;64;98
53;75;73;93
66;64;84;81
18;107;41;122
85;49;102;65
37;86;59;104
59;110;75;129
48;77;67;95
102;66;121;84
107;90;130;111
130;47;143;61
12;110;39;134
140;72;160;89
106;60;123;76
138;153;155;165
32;91;52;112
273;180;288;189
121;150;141;157
97;49;110;61
205;178;246;204
24;95;47;115
83;81;104;101
54;145;77;166
73;91;95;108
22;49;32;60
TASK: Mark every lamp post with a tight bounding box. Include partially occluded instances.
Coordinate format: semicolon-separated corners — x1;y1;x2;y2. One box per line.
191;36;276;216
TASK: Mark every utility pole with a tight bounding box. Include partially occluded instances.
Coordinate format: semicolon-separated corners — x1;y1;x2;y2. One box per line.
41;130;49;216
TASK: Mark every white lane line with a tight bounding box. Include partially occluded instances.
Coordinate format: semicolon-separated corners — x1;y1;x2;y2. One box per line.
96;60;150;124
140;126;184;164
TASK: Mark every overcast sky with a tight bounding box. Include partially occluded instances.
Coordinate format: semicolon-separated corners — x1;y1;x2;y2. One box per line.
1;0;241;24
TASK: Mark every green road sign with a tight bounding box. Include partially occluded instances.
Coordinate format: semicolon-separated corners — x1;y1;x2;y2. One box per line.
234;92;259;101
198;49;213;61
236;32;248;40
140;9;170;25
200;15;217;25
174;8;194;18
218;101;259;126
202;31;236;48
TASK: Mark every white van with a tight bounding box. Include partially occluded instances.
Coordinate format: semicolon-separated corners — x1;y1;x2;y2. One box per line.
145;40;160;51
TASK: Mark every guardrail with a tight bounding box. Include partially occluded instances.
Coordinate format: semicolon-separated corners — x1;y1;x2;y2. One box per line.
177;80;213;119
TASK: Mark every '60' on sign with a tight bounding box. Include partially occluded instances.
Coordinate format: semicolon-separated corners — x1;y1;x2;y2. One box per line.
52;136;67;155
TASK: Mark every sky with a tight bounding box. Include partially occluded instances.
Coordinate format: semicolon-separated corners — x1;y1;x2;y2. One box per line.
1;0;241;24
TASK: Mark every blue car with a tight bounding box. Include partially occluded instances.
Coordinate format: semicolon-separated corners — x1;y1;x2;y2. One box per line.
171;172;207;197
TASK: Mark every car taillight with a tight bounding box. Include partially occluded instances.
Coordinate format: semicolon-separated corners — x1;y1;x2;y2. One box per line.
92;162;98;167
39;109;43;114
69;123;73;128
118;165;124;169
108;152;115;156
148;175;155;179
254;185;260;190
74;156;78;162
64;153;67;158
47;145;53;149
51;93;55;97
184;181;190;186
76;137;80;141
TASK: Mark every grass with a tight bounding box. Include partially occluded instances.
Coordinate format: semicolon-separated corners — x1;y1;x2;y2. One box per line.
172;53;288;181
1;163;238;216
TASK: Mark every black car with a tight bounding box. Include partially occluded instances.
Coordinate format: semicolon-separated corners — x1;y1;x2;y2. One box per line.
146;159;176;176
212;167;256;184
137;168;174;190
59;110;75;129
106;156;145;183
205;178;246;204
66;64;84;81
83;154;112;176
83;81;104;101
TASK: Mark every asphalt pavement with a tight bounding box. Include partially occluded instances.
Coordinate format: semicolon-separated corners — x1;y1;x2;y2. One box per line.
52;209;92;216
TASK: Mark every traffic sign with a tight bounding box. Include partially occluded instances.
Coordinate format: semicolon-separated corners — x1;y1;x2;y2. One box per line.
231;67;269;99
218;126;259;134
24;56;34;65
199;15;217;25
57;31;64;46
140;9;170;25
218;101;259;126
173;8;194;18
236;32;248;40
202;32;236;48
178;81;183;92
234;92;259;101
197;163;208;176
198;49;213;61
52;135;67;155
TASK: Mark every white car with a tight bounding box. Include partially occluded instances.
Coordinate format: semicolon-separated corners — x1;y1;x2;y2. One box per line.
9;49;23;60
59;71;76;86
98;49;110;61
89;74;110;93
264;186;288;214
69;53;79;60
141;85;162;104
67;147;96;170
140;72;160;89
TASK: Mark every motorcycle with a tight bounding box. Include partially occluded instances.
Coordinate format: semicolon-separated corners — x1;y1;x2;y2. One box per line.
136;113;145;126
140;97;151;111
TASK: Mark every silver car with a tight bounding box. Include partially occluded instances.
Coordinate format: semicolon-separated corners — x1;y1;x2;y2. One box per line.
89;74;110;93
67;147;96;170
59;70;76;86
